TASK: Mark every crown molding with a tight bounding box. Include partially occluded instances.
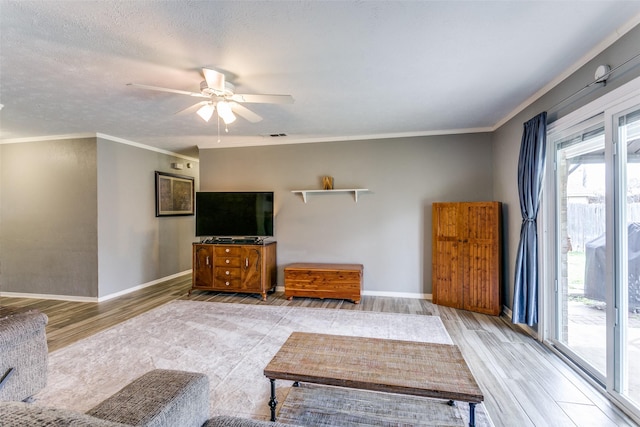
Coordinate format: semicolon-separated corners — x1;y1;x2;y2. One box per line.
0;132;199;162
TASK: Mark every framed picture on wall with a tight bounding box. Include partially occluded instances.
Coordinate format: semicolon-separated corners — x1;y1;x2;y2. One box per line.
155;171;195;217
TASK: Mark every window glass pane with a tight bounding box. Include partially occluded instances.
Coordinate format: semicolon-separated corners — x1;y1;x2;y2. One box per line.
619;106;640;405
555;116;607;375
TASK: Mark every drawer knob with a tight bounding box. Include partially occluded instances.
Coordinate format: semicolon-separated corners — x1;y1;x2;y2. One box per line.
226;271;230;275
226;248;230;253
226;259;230;264
225;281;230;286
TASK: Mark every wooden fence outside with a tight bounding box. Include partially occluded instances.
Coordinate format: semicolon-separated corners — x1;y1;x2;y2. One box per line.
567;203;640;252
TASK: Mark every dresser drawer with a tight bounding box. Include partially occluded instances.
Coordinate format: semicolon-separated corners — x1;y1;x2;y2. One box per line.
215;256;242;267
214;277;241;289
215;246;242;256
215;267;241;279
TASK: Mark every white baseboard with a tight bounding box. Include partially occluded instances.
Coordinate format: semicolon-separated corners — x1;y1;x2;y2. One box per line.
0;270;192;302
97;270;192;302
4;277;428;302
501;305;539;340
363;290;431;300
0;291;98;303
502;305;512;319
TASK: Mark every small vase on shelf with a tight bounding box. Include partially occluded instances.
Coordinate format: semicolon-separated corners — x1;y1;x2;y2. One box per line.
322;176;334;190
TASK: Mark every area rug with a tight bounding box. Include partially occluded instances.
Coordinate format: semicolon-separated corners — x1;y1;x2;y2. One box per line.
33;300;492;426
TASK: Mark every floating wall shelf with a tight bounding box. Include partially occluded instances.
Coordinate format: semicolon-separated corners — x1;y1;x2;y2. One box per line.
291;189;369;203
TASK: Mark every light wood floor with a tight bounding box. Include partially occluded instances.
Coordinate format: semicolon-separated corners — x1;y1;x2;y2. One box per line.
1;275;638;427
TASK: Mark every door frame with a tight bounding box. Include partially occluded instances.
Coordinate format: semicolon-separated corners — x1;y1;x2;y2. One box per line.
541;75;640;421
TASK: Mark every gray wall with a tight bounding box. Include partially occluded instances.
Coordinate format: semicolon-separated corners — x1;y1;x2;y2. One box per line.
492;24;640;318
200;134;493;296
0;138;3;290
96;138;198;297
0;138;99;296
0;136;198;299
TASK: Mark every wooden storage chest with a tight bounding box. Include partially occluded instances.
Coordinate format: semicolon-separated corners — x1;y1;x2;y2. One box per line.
284;263;363;304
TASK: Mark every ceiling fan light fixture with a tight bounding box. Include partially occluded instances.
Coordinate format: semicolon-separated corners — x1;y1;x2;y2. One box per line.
129;67;291;126
196;103;215;122
216;101;236;125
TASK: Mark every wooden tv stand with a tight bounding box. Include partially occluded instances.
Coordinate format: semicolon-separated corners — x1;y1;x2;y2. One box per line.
284;263;363;304
191;241;277;301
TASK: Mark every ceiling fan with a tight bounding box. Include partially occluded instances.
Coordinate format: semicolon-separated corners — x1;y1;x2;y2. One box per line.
127;68;294;126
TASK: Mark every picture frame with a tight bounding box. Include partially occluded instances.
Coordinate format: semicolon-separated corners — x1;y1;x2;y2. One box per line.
155;171;195;217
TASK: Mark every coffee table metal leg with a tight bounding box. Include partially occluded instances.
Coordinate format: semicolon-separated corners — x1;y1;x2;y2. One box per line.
469;402;476;427
269;379;278;421
447;399;476;427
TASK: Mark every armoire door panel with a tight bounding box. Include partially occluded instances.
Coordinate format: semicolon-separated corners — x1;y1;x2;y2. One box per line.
463;241;500;315
433;240;462;308
433;203;459;239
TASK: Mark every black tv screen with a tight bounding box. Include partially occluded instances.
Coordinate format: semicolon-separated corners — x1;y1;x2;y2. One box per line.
195;192;274;237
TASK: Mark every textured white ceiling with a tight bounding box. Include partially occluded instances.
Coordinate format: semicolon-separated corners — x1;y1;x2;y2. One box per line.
1;1;640;156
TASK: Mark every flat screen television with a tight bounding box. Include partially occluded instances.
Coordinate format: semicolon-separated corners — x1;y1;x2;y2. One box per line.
195;192;274;238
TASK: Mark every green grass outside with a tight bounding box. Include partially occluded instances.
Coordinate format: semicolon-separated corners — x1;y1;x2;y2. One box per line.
568;251;585;293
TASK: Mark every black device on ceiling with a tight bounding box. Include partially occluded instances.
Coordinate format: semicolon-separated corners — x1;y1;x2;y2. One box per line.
195;191;274;238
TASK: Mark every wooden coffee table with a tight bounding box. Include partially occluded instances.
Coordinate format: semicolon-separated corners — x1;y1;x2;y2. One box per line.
264;332;484;427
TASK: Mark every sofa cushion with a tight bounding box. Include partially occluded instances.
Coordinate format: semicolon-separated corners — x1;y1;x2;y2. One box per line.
0;401;130;426
0;309;48;347
86;369;209;427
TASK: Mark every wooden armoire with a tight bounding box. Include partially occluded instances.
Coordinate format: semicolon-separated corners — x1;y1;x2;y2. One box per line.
432;201;502;316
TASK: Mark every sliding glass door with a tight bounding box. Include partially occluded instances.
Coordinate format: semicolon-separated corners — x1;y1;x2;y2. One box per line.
549;94;640;417
615;106;640;406
553;115;607;381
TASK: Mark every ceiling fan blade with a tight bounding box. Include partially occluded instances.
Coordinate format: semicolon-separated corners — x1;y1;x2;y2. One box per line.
202;68;226;92
174;101;208;115
229;102;263;123
127;83;206;98
231;93;294;104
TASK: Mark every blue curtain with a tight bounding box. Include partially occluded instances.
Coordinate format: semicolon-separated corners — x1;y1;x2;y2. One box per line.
512;112;547;326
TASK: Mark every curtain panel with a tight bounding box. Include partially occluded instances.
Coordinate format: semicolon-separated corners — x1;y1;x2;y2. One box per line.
512;112;547;326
